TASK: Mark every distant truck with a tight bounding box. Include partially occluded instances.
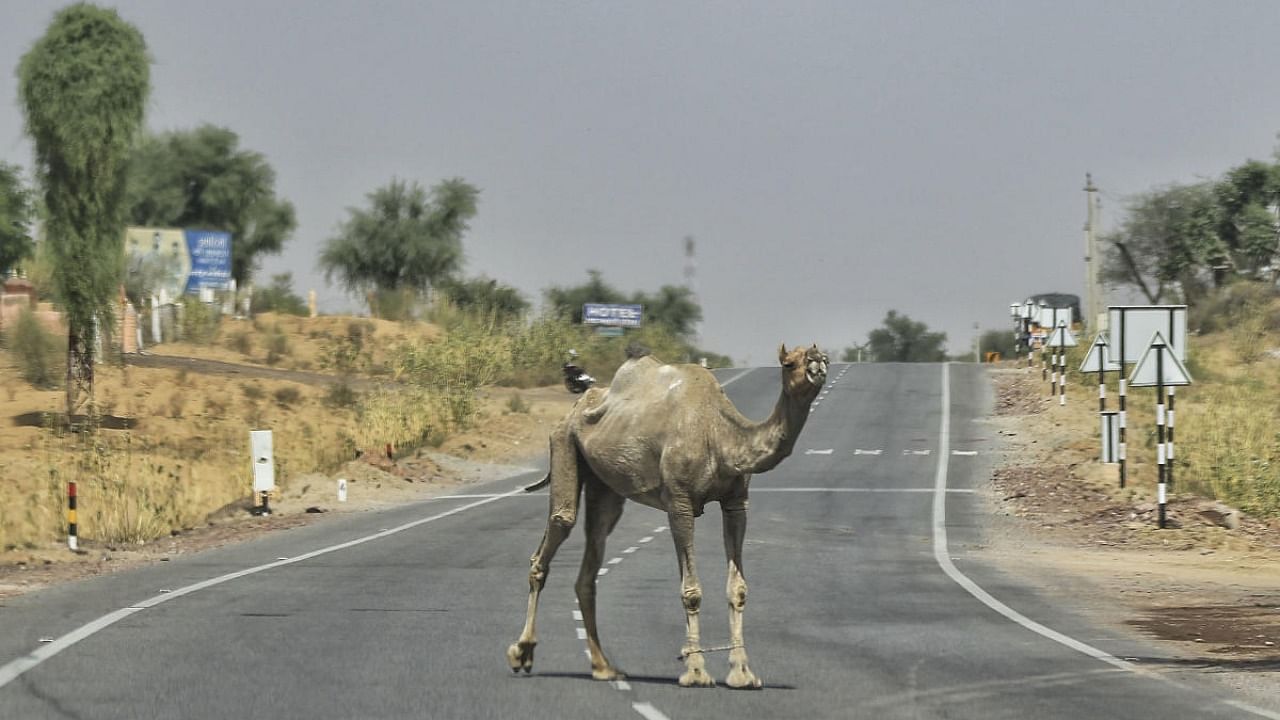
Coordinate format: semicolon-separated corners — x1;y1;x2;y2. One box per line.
1023;292;1082;348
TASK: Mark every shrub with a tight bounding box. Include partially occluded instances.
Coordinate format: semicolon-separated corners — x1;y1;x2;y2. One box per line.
265;326;290;366
241;382;265;400
273;386;302;407
505;392;530;414
324;381;360;408
8;307;64;388
179;299;220;344
228;329;252;355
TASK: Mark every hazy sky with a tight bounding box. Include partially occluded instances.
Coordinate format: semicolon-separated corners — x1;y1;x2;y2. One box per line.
4;1;1280;364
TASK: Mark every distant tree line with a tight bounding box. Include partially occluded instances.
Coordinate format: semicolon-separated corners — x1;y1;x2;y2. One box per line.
1103;154;1280;307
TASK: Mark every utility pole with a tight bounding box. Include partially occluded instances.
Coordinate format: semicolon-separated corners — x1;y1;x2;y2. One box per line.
683;235;699;350
1083;173;1100;333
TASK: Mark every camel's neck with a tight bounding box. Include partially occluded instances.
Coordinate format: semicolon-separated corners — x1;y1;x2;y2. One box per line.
732;386;814;474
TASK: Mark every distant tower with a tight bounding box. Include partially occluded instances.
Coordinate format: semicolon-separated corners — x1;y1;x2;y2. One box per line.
683;235;700;347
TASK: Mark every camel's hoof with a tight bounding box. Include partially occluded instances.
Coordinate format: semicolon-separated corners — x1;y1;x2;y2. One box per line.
592;666;625;681
678;667;716;688
725;667;763;689
507;642;535;673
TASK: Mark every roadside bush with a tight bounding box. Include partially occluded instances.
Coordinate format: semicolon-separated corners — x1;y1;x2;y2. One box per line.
8;307;64;388
180;299;220;344
273;386;302;407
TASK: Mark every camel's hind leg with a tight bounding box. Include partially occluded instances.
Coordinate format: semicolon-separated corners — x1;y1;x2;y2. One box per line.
721;502;762;689
576;475;626;680
507;424;581;674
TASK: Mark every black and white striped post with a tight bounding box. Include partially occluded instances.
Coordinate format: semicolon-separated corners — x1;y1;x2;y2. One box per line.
1128;332;1192;530
67;481;78;551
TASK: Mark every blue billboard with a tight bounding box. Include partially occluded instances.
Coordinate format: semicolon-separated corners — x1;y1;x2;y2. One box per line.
184;230;232;293
583;303;643;327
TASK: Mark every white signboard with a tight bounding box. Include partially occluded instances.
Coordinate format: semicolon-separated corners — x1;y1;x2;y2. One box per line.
1035;306;1073;330
250;430;275;493
1106;305;1187;369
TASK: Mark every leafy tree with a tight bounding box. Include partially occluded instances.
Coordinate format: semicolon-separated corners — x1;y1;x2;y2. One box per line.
437;275;528;321
977;328;1016;360
841;342;871;362
0;162;34;275
632;284;702;341
1100;182;1222;305
866;310;947;362
542;270;626;323
320;178;477;318
19;3;150;415
125;124;296;286
250;272;308;316
1213;160;1280;279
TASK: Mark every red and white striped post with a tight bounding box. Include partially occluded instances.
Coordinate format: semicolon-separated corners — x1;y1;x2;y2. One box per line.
67;481;78;551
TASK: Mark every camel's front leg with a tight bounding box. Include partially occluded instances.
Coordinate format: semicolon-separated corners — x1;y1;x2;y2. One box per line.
669;509;714;687
722;504;762;689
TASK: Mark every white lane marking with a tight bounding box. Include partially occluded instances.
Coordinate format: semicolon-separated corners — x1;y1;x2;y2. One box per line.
622;546;639;554
929;364;1280;720
638;536;654;543
718;368;754;388
597;568;609;576
653;526;668;533
0;484;531;690
755;487;974;494
1224;701;1280;720
805;448;834;455
952;450;978;456
854;449;882;456
612;679;632;691
931;364;1132;670
608;557;623;565
632;701;672;720
572;610;583;621
576;628;588;640
904;449;932;456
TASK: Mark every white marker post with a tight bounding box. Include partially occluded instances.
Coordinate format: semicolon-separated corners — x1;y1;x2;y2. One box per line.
1128;332;1192;529
337;478;348;503
250;430;275;515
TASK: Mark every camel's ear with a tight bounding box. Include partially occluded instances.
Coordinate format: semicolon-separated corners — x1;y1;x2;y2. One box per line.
778;343;788;364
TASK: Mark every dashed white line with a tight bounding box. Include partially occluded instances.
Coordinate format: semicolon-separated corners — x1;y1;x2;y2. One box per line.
632;701;671;720
608;557;623;565
622;546;639;554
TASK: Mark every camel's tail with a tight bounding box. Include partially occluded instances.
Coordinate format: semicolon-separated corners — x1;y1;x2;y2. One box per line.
523;473;551;492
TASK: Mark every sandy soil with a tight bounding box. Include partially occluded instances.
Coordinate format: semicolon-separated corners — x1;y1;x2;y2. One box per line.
980;366;1280;704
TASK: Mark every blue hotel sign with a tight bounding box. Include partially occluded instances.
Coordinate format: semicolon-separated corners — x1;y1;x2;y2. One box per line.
184;230;233;293
583;303;643;328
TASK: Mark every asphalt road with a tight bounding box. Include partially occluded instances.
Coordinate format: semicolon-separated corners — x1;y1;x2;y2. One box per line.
2;362;1277;719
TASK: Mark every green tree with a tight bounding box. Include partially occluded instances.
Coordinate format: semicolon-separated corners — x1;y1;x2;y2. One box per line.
125;124;296;286
437;275;528;321
1101;182;1222;305
542;269;627;323
977;328;1016;360
866;310;947;362
1214;159;1280;279
841;341;870;362
0;162;34;275
320;178;477;318
19;3;150;415
632;284;702;341
250;272;308;316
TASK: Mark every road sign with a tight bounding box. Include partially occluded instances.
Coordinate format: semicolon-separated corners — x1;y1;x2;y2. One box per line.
1046;324;1077;347
1128;332;1192;387
1078;334;1110;373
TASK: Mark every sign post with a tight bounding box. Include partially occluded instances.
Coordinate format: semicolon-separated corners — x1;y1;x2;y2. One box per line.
1045;322;1077;405
1078;333;1117;466
1128;332;1192;529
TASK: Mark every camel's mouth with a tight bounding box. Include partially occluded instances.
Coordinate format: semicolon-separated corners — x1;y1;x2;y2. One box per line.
806;358;828;387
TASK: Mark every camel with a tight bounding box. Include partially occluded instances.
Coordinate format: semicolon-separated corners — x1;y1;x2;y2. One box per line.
507;343;829;688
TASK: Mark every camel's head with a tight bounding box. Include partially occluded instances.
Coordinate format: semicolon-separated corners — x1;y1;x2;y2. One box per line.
778;343;828;398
